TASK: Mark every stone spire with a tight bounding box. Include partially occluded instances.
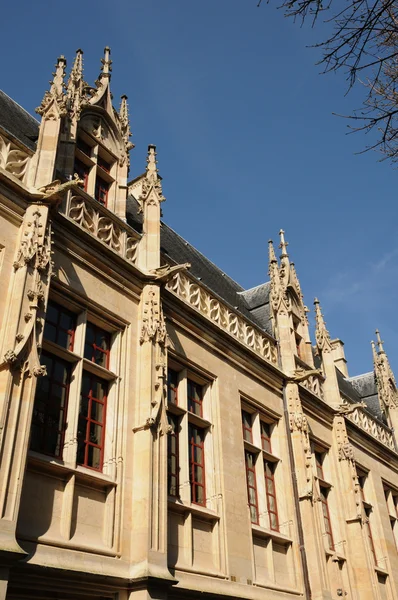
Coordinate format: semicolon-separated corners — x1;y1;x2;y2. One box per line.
372;330;398;412
36;55;67;117
142;145;165;202
118;95;134;162
314;298;332;353
90;46;113;114
66;49;86;124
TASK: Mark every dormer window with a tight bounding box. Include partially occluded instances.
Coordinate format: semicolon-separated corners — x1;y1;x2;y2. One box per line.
73;128;116;209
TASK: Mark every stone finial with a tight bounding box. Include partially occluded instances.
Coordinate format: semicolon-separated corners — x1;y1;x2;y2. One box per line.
279;229;289;259
100;46;112;78
36;55;67;116
375;329;385;354
372;331;398;412
146;144;159;182
268;239;278;265
314;298;332;353
119;95;133;146
66;49;86;122
140;145;165;204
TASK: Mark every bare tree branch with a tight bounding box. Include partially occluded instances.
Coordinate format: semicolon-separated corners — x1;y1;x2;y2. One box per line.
258;0;398;162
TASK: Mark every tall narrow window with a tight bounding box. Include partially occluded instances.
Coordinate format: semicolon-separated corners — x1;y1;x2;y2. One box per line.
167;414;179;496
77;373;108;471
188;379;203;417
264;461;279;531
245;451;259;524
358;470;377;565
384;485;398;550
167;369;179;405
189;424;206;505
320;488;334;550
242;410;253;443
30;353;70;458
314;448;334;550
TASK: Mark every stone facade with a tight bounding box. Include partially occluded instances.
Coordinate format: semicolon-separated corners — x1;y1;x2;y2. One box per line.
0;48;397;600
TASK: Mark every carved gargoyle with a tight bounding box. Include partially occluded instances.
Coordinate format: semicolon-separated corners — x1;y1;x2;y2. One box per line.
288;368;323;383
37;173;84;203
147;262;191;284
334;401;366;415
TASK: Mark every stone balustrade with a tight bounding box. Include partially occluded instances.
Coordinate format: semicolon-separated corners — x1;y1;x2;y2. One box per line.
346;407;396;451
63;188;140;264
165;270;278;366
300;374;324;400
0;131;30;182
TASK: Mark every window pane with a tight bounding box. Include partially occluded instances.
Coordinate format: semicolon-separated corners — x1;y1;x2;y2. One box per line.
250;505;258;523
30;354;70;458
167;369;178;404
270;513;278;530
77;373;108;471
88;445;101;469
188;380;203;416
43;322;57;344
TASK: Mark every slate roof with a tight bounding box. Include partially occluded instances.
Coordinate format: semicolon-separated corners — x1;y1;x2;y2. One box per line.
0;90;39;151
347;372;385;423
126;196;274;333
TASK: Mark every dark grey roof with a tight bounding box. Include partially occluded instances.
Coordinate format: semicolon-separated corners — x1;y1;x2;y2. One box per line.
0;90;39;151
239;283;273;336
126;196;274;335
337;368;387;424
347;372;385;423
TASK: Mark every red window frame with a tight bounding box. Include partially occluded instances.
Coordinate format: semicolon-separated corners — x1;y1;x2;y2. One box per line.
44;300;76;351
261;421;272;453
84;323;111;369
264;460;279;531
74;158;89;192
98;155;111;173
167;369;179;405
95;176;109;206
30;352;70;459
77;372;108;471
188;379;203;417
242;410;253;443
319;485;334;550
245;451;259;524
189;424;206;505
167;414;179;496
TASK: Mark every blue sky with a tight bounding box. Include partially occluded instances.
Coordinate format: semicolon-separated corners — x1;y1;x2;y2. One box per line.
2;0;398;377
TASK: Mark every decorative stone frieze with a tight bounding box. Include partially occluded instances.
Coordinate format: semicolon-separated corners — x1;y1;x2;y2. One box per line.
64;188;140;264
165;269;278;365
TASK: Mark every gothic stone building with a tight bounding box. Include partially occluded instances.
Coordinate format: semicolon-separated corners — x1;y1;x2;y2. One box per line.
0;48;397;600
